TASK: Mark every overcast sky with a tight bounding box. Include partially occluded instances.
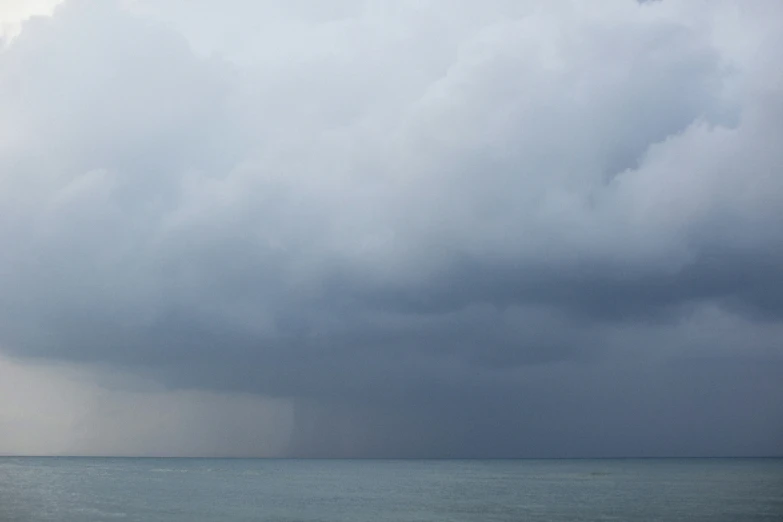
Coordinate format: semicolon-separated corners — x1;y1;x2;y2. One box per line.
0;0;782;458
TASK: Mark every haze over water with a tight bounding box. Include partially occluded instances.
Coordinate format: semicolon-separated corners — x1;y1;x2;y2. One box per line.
1;457;782;521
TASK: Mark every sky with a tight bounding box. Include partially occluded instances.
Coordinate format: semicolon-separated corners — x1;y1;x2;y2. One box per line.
0;0;781;458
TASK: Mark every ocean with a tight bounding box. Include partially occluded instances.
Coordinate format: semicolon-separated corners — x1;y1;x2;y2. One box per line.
0;457;781;521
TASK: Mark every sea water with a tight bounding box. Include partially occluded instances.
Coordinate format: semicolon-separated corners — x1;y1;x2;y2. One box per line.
1;457;781;521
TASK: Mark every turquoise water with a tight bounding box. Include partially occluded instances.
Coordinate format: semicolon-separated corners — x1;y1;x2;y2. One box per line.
1;458;781;521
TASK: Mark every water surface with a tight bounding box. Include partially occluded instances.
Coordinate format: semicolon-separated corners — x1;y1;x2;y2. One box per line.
1;457;781;521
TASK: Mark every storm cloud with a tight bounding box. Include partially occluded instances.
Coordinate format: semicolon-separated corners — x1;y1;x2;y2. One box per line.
1;0;782;457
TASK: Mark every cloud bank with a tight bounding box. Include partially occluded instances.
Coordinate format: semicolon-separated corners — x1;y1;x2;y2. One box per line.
1;0;782;457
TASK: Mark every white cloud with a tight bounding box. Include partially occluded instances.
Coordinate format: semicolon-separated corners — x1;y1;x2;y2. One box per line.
0;0;62;45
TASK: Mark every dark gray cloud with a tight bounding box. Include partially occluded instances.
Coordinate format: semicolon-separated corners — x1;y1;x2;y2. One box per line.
0;0;782;457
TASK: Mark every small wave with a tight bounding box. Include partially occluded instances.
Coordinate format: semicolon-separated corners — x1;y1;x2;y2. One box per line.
75;507;128;518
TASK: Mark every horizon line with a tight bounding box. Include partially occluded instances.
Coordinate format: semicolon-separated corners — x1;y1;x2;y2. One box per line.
2;455;781;460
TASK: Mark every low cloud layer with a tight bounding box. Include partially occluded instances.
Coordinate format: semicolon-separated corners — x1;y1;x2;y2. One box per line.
1;0;782;457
